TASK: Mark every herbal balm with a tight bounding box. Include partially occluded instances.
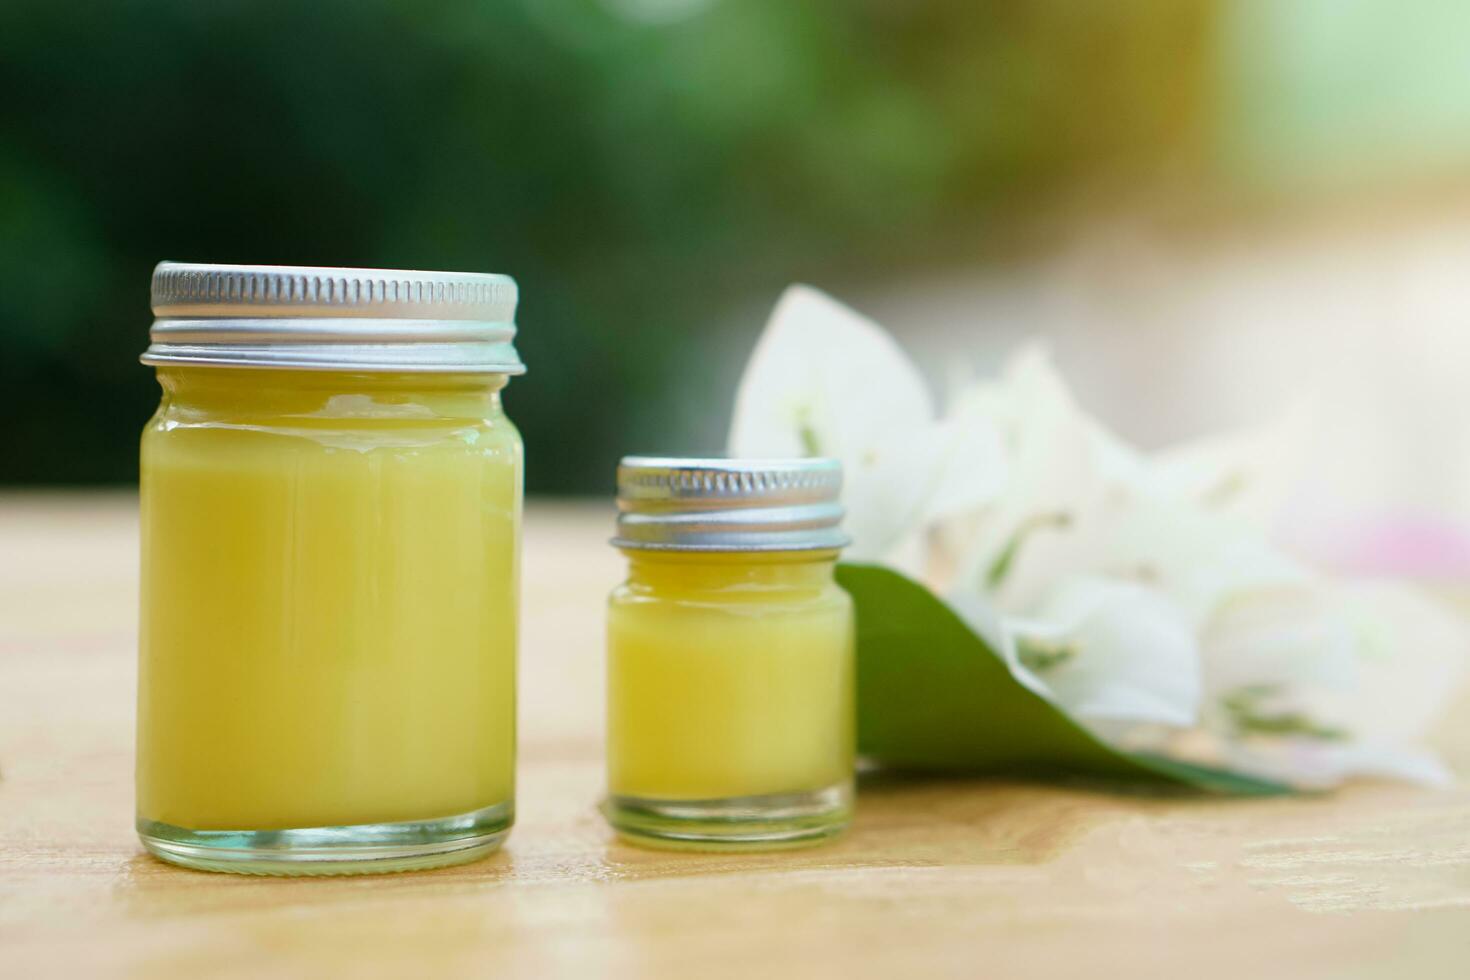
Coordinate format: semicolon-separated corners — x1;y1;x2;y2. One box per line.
137;263;523;874
605;457;855;848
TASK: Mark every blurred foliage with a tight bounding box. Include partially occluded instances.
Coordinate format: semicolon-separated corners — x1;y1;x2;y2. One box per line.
1220;0;1470;193
0;0;1209;490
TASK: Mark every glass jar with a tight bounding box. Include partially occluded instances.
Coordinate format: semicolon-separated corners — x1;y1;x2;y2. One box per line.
137;263;523;874
604;457;855;849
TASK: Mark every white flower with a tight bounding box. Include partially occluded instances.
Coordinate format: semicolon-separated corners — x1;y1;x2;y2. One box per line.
944;346;1307;618
728;284;1470;790
728;284;1005;564
1191;581;1468;787
942;346;1136;610
1072;501;1310;625
1004;576;1202;731
1148;416;1305;528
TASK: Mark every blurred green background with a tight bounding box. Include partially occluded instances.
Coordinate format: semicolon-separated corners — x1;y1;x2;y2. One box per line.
4;0;1469;492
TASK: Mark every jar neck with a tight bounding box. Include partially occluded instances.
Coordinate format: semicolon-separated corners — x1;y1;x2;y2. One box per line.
621;549;840;596
154;367;508;421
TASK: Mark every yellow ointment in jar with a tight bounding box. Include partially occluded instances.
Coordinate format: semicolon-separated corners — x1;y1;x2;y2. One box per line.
605;457;854;849
137;262;524;874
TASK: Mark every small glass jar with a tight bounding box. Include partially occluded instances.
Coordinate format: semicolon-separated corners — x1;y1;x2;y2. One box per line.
137;263;524;874
604;457;855;849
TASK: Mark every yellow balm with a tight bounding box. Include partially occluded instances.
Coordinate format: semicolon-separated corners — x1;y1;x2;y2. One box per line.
605;457;855;849
608;552;853;800
137;263;525;875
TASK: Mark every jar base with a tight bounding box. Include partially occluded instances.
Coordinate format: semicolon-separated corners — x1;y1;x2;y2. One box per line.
603;783;851;851
137;801;513;876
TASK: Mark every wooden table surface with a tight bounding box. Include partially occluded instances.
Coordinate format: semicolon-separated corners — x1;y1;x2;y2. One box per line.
3;494;1469;978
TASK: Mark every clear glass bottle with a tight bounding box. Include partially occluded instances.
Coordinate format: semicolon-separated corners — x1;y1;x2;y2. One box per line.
604;457;855;849
137;263;523;874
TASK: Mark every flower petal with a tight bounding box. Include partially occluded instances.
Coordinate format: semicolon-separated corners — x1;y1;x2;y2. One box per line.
1195;579;1467;787
728;285;934;455
728;285;940;560
923;388;1009;522
1218;739;1453;790
1150;422;1299;524
1004;576;1202;729
945;346;1131;611
1320;581;1467;745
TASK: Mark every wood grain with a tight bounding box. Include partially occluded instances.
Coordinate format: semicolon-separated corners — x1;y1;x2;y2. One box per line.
2;494;1468;978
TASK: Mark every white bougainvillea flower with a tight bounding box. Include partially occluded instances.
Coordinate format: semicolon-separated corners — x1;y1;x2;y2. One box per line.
1333;582;1469;746
946;347;1306;621
941;347;1234;614
1218;740;1454;790
1084;501;1310;625
944;346;1135;612
1194;580;1467;786
1004;576;1202;730
1128;723;1456;790
1147;411;1307;528
1201;587;1359;722
728;284;1470;790
948;575;1200;747
729;284;1005;562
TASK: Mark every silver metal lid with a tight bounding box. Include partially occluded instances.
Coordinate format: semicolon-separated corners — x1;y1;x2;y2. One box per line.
142;262;524;373
613;456;849;552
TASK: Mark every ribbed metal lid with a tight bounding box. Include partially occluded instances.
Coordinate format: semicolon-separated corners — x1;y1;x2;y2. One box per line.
612;456;849;552
142;262;524;373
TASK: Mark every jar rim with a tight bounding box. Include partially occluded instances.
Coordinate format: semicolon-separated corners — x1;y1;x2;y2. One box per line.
611;456;849;552
143;262;524;374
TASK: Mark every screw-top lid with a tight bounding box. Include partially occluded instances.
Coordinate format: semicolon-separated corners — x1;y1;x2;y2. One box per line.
612;456;849;552
142;262;524;373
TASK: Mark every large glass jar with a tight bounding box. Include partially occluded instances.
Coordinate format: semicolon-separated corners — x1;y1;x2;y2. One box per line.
604;457;855;849
136;263;523;874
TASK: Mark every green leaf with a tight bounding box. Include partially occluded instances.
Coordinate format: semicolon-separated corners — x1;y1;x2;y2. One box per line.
837;562;1290;796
